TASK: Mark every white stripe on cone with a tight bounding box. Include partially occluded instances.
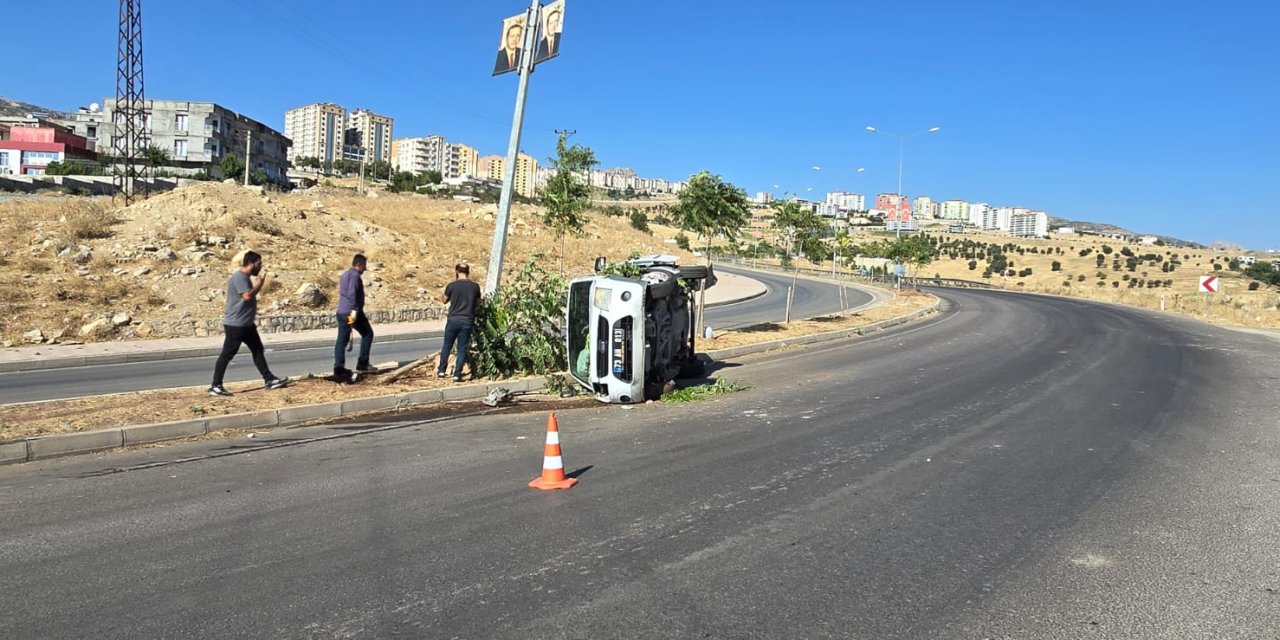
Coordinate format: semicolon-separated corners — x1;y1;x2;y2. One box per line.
543;455;564;470
545;432;560;445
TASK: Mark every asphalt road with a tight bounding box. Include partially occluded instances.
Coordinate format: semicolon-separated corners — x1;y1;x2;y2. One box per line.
0;267;867;403
2;288;1277;638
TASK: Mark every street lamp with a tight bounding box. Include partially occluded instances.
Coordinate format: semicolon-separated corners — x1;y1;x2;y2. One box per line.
865;125;940;238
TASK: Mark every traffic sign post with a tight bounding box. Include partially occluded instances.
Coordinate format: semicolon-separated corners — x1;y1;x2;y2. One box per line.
1198;275;1218;315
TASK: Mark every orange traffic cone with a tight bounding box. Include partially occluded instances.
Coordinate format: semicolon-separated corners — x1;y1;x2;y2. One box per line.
529;412;578;490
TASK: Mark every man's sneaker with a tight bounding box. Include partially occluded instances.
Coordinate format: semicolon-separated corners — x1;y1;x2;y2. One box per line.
436;371;447;379
452;376;464;383
208;385;232;397
265;377;289;390
356;364;378;374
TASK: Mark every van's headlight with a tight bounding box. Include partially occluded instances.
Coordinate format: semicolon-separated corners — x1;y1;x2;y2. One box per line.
593;287;612;310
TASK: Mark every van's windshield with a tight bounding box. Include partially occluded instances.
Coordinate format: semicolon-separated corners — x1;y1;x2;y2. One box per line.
567;280;592;386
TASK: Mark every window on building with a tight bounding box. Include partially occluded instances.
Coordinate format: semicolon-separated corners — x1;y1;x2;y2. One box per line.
87;126;97;138
173;139;188;157
175;114;188;132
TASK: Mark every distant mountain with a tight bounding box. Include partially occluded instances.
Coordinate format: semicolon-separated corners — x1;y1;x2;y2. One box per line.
1047;215;1201;248
0;97;71;119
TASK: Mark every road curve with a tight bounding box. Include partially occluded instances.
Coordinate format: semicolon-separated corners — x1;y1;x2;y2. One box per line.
4;288;1277;638
0;266;866;403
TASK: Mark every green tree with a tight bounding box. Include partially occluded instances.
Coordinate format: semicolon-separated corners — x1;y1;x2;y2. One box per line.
142;144;171;168
885;235;936;274
770;199;824;260
672;170;750;268
1243;261;1280;287
422;170;443;184
540;132;599;273
219;153;246;181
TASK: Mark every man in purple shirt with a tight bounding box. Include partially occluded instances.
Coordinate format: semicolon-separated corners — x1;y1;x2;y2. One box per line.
334;253;375;380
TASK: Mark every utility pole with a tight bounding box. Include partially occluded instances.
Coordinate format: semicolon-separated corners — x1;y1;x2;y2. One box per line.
485;0;543;294
113;0;147;205
243;130;252;186
359;149;367;194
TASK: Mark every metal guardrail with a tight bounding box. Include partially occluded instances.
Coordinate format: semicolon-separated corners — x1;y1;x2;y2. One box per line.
712;256;999;290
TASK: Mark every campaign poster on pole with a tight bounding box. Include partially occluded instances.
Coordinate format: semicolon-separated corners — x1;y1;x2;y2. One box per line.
533;0;565;65
493;12;528;76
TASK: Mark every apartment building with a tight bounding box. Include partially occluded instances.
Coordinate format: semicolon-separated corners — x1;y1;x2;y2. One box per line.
284;102;345;164
913;196;939;219
0;122;95;175
393;136;446;174
875;193;912;229
454;143;479;178
940;199;969;220
98;99;290;181
1009;210;1049;238
481;153;539;197
346;109;393;164
826;191;865;212
967;202;989;227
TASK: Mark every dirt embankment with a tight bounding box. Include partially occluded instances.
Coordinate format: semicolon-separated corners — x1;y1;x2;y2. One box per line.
0;183;693;346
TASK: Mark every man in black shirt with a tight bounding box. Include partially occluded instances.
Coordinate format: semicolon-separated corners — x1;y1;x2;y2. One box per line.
438;263;482;382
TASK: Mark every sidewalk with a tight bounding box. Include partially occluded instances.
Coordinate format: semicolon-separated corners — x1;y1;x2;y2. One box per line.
0;271;767;374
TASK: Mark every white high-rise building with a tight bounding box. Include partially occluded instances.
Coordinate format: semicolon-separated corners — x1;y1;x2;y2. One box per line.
967;202;989;227
826;191;865;211
756;191;774;204
393;136;445;174
941;199;969;221
986;206;1016;232
284;102;345;164
1009;210;1049;238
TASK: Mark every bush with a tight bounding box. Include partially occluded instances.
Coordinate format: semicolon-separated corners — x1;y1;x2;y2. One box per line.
1051;261;1062;271
470;258;567;379
1248;281;1260;291
629;211;651;234
675;232;691;251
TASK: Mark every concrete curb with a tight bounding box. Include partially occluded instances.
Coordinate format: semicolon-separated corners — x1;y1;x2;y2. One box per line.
1;377;547;465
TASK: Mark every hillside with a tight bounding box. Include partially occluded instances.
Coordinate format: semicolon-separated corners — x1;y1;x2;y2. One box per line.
0;96;70;119
0;183;692;346
919;229;1279;328
1046;215;1199;248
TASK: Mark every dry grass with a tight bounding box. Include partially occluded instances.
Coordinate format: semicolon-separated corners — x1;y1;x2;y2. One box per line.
916;230;1280;329
63;200;119;240
750;227;1280;330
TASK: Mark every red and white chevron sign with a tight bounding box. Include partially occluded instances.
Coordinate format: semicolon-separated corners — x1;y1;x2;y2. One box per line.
1198;275;1219;294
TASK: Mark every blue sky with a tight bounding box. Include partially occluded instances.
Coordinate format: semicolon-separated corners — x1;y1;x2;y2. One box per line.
6;1;1278;247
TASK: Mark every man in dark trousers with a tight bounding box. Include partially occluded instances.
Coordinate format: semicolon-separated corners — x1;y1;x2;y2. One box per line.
208;251;287;396
438;262;482;382
334;253;375;381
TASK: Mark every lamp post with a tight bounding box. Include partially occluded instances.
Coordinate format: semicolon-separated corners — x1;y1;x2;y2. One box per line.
865;125;940;238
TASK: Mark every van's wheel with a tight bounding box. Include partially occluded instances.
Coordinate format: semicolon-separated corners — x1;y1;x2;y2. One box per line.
644;378;666;401
678;265;710;281
677;358;706;379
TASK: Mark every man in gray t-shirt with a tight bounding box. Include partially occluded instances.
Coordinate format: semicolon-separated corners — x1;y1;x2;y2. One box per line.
208;251;287;396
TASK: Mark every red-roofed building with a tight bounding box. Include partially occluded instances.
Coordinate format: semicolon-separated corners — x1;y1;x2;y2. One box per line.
0;123;96;175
